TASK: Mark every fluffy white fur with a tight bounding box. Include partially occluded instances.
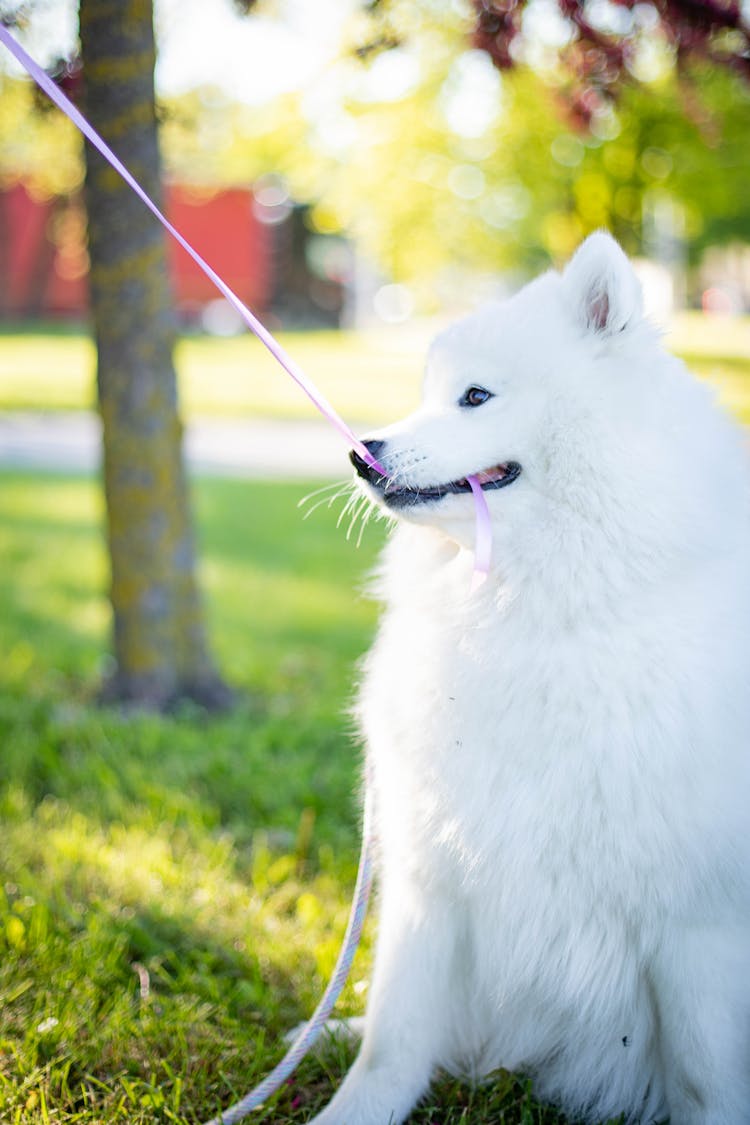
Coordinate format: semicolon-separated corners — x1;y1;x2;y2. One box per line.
310;233;750;1125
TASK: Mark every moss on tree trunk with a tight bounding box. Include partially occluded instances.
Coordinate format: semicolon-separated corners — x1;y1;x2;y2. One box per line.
80;0;231;710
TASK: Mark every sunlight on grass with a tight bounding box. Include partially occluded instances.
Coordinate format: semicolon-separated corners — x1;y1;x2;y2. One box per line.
666;311;750;359
0;327;424;423
0;786;370;1123
176;329;423;424
4;791;364;1010
0;333;96;410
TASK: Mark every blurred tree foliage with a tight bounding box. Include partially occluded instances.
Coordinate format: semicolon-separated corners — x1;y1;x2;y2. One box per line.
156;14;750;285
470;0;750;124
1;0;748;291
0;73;82;194
157;0;750;283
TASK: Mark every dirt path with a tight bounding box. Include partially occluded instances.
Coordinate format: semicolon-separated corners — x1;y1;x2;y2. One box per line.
0;411;353;480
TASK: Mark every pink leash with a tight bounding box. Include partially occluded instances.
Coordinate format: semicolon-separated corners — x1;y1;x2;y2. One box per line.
0;23;492;1121
0;23;378;471
200;785;374;1124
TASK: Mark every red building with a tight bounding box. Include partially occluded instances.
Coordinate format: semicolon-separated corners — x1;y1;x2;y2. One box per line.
0;180;337;326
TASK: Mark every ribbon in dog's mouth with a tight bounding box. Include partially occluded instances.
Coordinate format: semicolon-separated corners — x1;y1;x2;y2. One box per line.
350;450;522;509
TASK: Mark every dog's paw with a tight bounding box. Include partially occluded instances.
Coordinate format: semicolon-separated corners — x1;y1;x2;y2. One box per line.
303;1055;420;1125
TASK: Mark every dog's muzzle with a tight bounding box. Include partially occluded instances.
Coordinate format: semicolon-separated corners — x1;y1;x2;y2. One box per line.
350;440;522;509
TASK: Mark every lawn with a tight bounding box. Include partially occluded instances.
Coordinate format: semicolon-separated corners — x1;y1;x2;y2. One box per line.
0;472;594;1124
0;327;424;425
1;313;749;424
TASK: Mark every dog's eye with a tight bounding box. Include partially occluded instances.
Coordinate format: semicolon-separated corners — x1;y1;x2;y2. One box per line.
460;385;493;408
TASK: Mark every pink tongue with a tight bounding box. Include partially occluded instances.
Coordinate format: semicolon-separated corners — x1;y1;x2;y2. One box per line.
475;464;506;485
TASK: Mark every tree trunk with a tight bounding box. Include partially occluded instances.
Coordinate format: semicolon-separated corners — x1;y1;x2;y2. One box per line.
79;0;231;710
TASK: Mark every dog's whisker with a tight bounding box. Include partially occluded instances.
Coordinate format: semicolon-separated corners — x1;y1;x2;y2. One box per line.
298;480;346;506
337;489;361;530
302;492;347;520
299;481;356;521
328;484;354;509
346;495;370;541
355;500;378;548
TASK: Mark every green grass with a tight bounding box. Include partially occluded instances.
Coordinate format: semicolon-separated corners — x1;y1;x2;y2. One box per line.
0;328;423;424
0;471;608;1125
0;314;749;424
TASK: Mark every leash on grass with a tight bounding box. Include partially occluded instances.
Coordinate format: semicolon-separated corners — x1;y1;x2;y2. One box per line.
0;23;491;1120
203;785;374;1124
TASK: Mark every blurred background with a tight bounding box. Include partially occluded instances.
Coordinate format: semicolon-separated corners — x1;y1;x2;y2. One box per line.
3;0;750;332
1;2;749;1122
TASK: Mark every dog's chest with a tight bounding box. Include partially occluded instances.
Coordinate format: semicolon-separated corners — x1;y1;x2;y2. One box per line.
361;598;717;915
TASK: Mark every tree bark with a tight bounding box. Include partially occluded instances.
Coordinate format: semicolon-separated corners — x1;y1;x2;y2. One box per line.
79;0;231;710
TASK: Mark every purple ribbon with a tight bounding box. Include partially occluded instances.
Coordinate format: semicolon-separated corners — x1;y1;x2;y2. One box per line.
467;475;491;588
0;23;491;583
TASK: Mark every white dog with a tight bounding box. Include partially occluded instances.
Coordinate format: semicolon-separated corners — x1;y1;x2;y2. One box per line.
311;233;750;1124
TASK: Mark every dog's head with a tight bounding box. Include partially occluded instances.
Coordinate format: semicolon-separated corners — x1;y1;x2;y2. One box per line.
351;232;642;544
350;231;744;581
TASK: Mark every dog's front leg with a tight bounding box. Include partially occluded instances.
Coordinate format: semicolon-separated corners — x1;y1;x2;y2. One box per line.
651;924;750;1124
309;870;453;1125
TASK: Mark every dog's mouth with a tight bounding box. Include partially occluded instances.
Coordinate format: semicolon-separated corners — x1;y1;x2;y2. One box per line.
350;450;522;508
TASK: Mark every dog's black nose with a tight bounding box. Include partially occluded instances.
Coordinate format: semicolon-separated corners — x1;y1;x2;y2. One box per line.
350;439;387;485
363;439;386;462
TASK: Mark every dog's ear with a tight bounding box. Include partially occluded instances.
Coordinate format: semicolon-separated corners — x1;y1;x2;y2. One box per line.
561;231;643;336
